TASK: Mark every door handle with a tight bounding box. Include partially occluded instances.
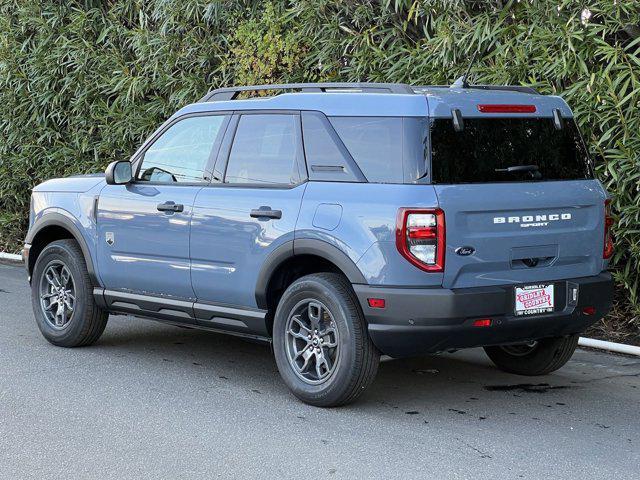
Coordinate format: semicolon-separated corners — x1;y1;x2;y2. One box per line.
250;206;282;220
157;201;184;213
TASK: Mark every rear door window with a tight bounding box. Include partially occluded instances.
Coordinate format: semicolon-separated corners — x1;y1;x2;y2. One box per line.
225;114;302;185
329;117;404;183
430;117;593;184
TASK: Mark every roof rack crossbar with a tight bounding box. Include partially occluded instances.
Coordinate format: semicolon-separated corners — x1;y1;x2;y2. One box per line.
199;82;415;102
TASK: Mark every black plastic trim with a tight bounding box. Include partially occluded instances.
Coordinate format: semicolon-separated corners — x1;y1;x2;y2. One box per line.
97;289;268;336
194;301;268;336
354;273;613;357
294;239;367;285
102;289;197;324
253;238;368;310
93;287;107;309
25;213;99;285
211;114;239;181
293;238;367;284
254;241;295;309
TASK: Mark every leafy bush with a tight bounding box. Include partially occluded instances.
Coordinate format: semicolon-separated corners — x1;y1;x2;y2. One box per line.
0;1;638;328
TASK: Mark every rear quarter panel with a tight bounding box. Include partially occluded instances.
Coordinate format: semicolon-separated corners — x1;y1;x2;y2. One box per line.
297;182;443;286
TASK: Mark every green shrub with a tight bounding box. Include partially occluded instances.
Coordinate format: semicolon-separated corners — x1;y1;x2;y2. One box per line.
0;1;638;327
223;3;309;86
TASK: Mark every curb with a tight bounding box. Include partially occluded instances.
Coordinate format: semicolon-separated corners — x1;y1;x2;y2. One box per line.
0;251;637;356
0;252;22;263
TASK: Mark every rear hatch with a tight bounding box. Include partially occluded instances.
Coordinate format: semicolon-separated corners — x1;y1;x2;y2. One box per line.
429;112;607;289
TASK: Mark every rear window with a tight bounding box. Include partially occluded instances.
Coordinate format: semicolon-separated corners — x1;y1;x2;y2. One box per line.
329;117;404;183
430;117;593;184
327;116;428;184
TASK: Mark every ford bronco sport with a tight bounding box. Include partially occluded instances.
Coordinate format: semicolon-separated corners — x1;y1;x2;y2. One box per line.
24;82;614;407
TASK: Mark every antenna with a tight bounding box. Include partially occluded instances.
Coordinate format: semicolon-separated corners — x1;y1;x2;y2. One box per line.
451;49;483;89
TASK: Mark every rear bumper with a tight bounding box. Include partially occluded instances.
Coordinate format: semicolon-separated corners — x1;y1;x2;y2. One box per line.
354;273;613;358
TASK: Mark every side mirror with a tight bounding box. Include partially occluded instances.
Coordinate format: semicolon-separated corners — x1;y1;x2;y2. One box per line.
105;161;133;185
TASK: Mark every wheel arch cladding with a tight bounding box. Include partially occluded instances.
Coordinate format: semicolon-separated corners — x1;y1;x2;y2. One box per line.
255;239;367;311
26;213;99;285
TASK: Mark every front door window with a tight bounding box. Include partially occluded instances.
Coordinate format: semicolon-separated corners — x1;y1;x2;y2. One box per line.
138;115;227;183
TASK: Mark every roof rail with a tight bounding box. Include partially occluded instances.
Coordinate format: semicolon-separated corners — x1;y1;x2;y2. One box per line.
413;85;539;95
199;82;415;102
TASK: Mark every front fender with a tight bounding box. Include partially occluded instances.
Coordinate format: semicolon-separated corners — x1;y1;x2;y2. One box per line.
25;209;100;285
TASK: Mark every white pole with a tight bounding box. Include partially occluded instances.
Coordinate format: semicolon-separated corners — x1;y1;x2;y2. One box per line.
579;337;640;357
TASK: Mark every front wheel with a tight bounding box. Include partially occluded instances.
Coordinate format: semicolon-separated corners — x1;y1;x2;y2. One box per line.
31;239;108;347
273;273;379;407
484;334;579;376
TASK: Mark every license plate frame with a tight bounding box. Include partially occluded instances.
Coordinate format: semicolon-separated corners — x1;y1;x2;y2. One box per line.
514;283;554;316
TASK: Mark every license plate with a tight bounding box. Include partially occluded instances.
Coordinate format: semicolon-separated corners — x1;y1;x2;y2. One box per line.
514;284;554;316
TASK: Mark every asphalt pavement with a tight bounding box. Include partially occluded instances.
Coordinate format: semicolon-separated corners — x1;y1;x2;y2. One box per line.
0;262;638;479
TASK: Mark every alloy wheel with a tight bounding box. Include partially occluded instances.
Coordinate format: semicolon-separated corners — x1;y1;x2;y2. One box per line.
285;299;340;385
39;260;76;329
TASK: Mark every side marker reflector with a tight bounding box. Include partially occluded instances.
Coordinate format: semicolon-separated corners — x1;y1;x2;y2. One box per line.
472;318;492;327
367;298;386;309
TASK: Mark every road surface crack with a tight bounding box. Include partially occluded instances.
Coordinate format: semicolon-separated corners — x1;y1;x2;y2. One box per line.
455;437;492;459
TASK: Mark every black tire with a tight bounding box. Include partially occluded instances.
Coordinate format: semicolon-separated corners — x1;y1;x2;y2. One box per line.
273;273;379;407
31;239;108;347
484;334;579;376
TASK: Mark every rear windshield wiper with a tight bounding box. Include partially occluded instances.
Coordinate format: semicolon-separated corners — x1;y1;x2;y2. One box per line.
495;164;542;180
495;165;539;173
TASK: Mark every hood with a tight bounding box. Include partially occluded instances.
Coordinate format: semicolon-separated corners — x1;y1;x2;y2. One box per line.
33;173;105;193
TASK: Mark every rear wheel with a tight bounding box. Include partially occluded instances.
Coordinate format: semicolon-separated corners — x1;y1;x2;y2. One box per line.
273;273;379;407
484;334;579;376
31;239;108;347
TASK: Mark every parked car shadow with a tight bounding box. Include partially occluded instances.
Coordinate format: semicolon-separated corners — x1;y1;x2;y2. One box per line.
95;314;587;418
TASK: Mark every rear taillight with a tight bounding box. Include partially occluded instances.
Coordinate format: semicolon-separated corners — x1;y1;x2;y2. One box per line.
396;208;445;272
603;199;614;259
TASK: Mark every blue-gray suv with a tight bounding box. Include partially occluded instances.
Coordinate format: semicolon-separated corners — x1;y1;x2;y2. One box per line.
24;82;614;406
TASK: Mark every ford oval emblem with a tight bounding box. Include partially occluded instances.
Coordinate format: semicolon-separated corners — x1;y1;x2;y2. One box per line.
455;246;475;256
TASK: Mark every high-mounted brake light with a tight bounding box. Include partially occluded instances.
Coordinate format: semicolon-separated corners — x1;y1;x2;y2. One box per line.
603;199;614;259
477;104;537;113
396;208;445;272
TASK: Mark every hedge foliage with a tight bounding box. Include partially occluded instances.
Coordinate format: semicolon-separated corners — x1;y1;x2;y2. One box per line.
0;1;638;319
